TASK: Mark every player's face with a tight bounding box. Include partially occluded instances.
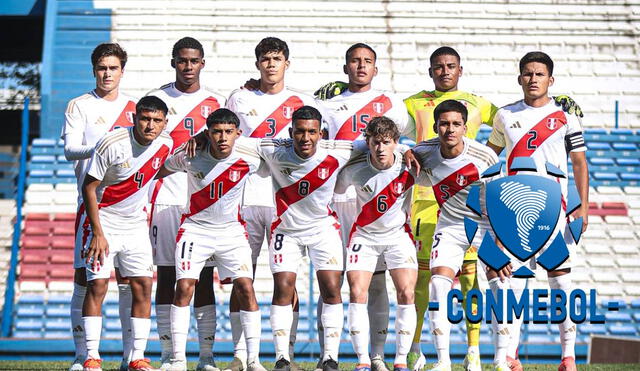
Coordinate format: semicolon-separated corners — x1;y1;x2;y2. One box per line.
207;123;241;159
344;48;377;87
518;62;554;101
256;51;289;85
429;54;462;92
291;119;321;159
173;48;205;87
93;56;123;94
134;110;167;145
368;135;397;170
435;111;467;149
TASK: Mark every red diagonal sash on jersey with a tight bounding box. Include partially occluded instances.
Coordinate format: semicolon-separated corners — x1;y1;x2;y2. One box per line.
507;111;567;175
335;95;393;140
170;97;221;152
250;96;304;138
109;100;136;131
99;145;170;208
432;163;479;207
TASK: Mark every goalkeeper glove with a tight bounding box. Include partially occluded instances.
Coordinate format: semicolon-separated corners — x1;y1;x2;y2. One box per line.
314;81;348;100
553;95;583;118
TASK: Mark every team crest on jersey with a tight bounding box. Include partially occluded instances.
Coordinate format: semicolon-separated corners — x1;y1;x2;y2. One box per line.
152;157;162;170
393;181;405;194
229;170;241;182
373;102;385;114
317;167;330;180
201;105;213;119
282;106;294;119
125;111;135;123
456;174;467;187
547;118;558;130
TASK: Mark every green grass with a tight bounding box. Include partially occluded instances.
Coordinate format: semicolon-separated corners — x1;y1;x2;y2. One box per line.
0;361;638;370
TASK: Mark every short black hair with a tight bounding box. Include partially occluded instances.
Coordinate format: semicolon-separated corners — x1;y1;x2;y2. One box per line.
519;51;554;76
172;37;204;59
433;99;468;124
91;43;128;69
255;37;289;60
364;116;400;142
136;96;168;117
345;43;377;63
206;108;240;128
429;46;461;66
292;106;322;128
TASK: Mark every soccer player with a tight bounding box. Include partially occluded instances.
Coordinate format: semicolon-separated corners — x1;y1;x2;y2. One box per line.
80;96;173;371
147;37;226;371
410;100;502;371
225;37;315;371
335;117;418;371
316;43;410;371
155;109;267;371
486;51;588;371
62;42;137;371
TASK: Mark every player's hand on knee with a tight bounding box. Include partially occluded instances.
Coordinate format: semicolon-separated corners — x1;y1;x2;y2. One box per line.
86;234;109;270
403;149;421;174
243;78;260;91
313;81;347;100
570;205;589;233
553;95;583;118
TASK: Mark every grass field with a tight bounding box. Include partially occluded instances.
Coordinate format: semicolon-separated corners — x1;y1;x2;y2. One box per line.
0;361;638;370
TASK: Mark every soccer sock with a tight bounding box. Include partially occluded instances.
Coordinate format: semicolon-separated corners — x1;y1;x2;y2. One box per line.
195;305;216;359
270;304;293;361
549;274;576;358
488;277;510;364
170;305;190;361
429;275;452;364
118;284;133;362
230;311;247;360
459;262;481;350
395;304;417;366
410;342;421;354
412;267;431;350
321;302;344;362
83;316;102;360
316;297;324;358
130;317;151;361
70;283;87;359
508;277;528;358
290;310;299;359
348;303;371;365
368;273;389;359
156;304;173;360
240;310;262;364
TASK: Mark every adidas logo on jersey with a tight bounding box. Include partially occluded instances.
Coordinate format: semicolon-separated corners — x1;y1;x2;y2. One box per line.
246;109;258;116
118;161;131;169
510;121;522;128
239;264;249;271
280;168;293;176
361;185;373;193
327;257;338;265
349;330;360;335
193;171;205;180
95;117;106;126
274;330;287;337
397;329;411;335
405;256;416;264
337;104;349;111
169;107;178;115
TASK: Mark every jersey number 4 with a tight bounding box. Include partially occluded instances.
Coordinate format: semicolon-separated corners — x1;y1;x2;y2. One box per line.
134;172;144;189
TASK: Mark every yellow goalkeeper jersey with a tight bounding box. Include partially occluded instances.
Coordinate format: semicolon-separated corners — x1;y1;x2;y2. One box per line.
404;89;498;201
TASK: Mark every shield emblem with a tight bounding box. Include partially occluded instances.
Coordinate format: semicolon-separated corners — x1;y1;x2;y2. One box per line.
125;112;135;124
201;105;212;119
317;167;329;180
152;157;162;170
283;106;294;119
456;174;467;187
229;170;241;182
373;102;384;114
486;174;561;261
393;182;404;194
547;118;557;130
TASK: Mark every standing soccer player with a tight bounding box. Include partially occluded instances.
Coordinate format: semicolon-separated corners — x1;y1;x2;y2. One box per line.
335;117;418;371
81;96;172;371
225;37;315;371
486;52;589;371
62;43;137;371
156;109;267;371
316;43;409;371
147;37;226;371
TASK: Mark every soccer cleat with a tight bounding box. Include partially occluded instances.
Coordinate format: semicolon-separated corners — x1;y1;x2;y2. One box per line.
120;359;131;371
427;361;451;371
246;361;268;371
354;364;371;371
197;356;221;371
224;357;247;371
83;358;103;371
314;359;323;371
322;358;339;371
273;357;291;371
506;356;523;371
371;355;389;371
69;356;85;371
128;358;159;371
407;352;426;371
393;364;410;371
463;351;482;371
493;362;511;371
558;356;577;371
167;359;187;371
159;354;172;371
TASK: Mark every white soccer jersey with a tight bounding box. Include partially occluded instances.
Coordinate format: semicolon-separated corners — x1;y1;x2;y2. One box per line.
335;150;415;245
62;90;137;196
489;99;586;202
412;137;499;225
87;127;173;230
163;137;262;231
147;83;226;206
226;87;316;208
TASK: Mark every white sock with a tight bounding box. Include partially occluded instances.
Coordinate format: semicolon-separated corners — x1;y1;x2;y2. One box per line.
156;304;172;360
230;312;247;360
83;316;102;360
241;310;262;363
171;305;190;361
130;317;151;361
71;283;87;359
549;274;576;358
195;305;216;359
429;275;452;364
316;297;324;358
290;311;299;359
348;303;370;365
118;284;133;362
270;304;293;361
321;302;344;362
488;278;510;364
368;274;389;359
395;304;416;365
410;342;421;354
508;278;527;359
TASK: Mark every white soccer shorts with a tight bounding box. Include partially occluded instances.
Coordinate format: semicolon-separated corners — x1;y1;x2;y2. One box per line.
269;227;344;274
73;202;89;269
346;232;417;272
430;220;492;272
240;205;276;264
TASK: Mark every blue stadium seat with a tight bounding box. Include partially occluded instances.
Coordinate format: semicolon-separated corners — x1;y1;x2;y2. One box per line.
630;299;640;309
29;169;54;178
46;307;69;318
585;128;608;135
16;307;45;318
601;299;626;309
617;158;640;166
48;295;71;305
612;142;638;151
589;158;615;166
56;169;76;178
608;325;637;336
525;335;551;344
45;321;71;331
15;319;43;331
19;295;45;305
14;330;43;338
586;142;611;151
605;312;632;323
31;155;56;164
620;173;640;182
578;324;607;335
527;323;550;334
592;172;619;181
